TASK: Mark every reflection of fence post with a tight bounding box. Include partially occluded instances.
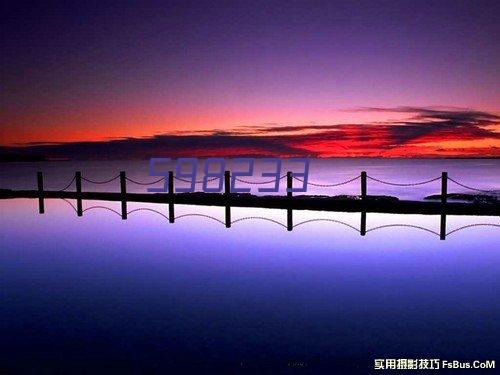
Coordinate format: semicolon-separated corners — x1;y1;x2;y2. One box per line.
287;171;292;198
168;171;175;223
287;208;293;231
361;171;367;201
439;171;448;238
37;171;45;214
75;171;83;216
286;172;293;231
120;171;127;220
441;172;448;204
360;211;366;236
224;171;231;228
440;213;446;240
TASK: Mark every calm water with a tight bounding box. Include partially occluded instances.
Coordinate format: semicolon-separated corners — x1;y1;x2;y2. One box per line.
1;159;499;373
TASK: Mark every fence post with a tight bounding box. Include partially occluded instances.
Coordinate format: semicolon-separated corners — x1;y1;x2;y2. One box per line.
37;171;44;214
361;171;367;201
224;171;231;228
287;208;293;231
75;171;83;216
441;172;448;204
120;171;127;220
224;171;231;195
168;171;175;223
287;171;292;199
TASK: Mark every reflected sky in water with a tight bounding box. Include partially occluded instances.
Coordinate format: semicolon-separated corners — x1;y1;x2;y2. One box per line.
1;198;499;373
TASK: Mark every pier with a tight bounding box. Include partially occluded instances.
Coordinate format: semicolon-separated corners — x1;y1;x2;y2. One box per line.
0;170;499;241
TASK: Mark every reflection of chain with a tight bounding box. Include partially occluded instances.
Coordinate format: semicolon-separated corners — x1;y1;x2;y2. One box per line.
446;223;500;236
57;198;500;239
81;175;120;184
82;206;122;216
293;218;359;232
125;177;164;185
58;176;76;191
231;216;287;228
366;224;439;236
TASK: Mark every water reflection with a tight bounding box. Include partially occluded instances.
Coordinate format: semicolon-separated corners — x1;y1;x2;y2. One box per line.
50;198;500;241
1;198;499;373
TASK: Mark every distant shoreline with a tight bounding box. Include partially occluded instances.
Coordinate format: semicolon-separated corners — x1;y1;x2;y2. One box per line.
1;155;499;162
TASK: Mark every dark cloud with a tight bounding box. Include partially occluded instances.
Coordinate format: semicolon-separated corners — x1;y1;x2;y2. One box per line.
0;134;314;160
1;107;498;159
350;106;500;121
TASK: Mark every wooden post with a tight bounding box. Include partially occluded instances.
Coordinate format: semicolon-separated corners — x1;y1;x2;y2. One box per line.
224;170;231;195
360;211;366;236
440;213;446;240
168;171;174;195
361;171;367;201
37;171;44;214
287;171;292;198
168;171;175;223
224;171;231;227
441;172;448;204
75;171;83;216
120;171;127;220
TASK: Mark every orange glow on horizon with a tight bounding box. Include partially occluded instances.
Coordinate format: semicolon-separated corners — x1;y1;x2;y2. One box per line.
2;107;499;158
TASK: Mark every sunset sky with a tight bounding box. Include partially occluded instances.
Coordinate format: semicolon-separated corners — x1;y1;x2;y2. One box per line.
1;0;499;157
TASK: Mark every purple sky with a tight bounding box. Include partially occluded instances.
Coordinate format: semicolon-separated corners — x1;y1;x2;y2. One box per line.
1;0;499;156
